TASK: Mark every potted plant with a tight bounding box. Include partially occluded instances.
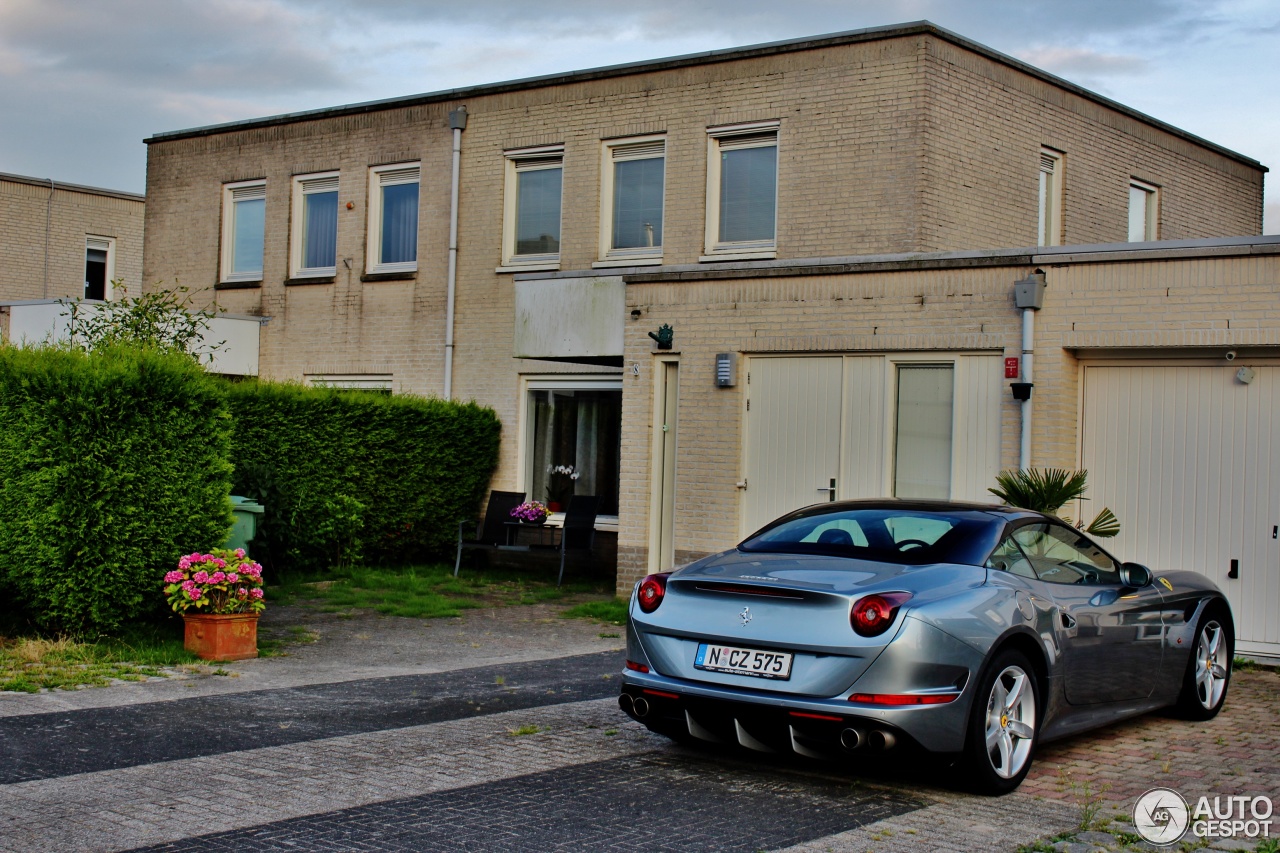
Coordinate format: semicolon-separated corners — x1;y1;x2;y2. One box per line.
164;548;266;661
545;464;580;512
510;500;550;525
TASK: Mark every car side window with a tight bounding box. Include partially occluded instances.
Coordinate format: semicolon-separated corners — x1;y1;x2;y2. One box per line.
985;536;1037;579
1011;523;1120;585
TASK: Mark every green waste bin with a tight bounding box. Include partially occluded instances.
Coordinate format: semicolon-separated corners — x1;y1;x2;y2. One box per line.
225;495;265;556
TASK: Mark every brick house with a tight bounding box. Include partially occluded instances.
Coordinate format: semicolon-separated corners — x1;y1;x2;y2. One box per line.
139;22;1277;658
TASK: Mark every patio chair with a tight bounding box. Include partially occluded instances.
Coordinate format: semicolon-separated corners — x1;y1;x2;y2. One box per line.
557;494;600;586
455;490;526;577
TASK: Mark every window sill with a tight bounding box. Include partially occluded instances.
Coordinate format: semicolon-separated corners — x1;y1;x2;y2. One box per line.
285;275;336;286
592;257;663;269
361;271;417;282
496;261;561;274
699;249;777;263
215;279;263;290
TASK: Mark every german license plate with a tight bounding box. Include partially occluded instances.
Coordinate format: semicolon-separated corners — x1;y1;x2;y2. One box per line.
695;643;793;680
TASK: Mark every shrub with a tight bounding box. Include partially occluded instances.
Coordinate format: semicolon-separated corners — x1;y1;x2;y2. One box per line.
0;345;233;634
226;382;501;575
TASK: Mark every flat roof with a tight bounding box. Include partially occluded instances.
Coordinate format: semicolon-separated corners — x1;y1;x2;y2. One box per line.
144;21;1264;172
0;171;145;203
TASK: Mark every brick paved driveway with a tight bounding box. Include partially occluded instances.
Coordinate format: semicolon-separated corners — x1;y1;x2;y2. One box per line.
1;604;1275;852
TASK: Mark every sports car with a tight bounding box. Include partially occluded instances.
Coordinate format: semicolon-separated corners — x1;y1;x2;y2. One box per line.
619;499;1234;794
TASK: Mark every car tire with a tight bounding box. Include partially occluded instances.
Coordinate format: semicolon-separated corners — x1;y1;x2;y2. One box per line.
962;649;1040;795
1174;605;1233;721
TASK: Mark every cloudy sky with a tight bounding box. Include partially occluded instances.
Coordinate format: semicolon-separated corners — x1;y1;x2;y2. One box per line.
1;0;1277;232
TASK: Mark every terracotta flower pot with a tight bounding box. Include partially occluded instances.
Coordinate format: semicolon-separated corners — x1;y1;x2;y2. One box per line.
182;612;259;661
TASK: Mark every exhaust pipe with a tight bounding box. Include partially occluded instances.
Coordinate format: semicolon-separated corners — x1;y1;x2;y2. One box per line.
632;696;651;718
839;727;865;750
618;694;635;715
868;730;896;751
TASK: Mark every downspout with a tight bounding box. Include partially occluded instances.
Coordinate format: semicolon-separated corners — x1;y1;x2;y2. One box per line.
444;106;468;400
1012;271;1047;470
43;178;55;298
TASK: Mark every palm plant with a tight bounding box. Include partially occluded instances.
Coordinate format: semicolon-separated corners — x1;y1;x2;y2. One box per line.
988;468;1120;538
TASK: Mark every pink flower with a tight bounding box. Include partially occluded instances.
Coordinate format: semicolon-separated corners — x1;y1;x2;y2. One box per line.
181;580;196;592
192;571;210;583
186;588;202;601
164;570;184;583
177;556;191;570
250;588;264;600
227;572;239;583
212;558;226;569
237;587;248;598
211;572;226;583
234;548;246;559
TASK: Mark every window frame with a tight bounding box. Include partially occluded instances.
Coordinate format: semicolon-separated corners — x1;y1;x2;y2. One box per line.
290;171;340;279
366;162;420;275
597;135;666;267
703;120;780;261
1038;148;1064;247
517;375;623;526
501;145;564;272
1127;178;1159;242
220;179;266;283
84;235;116;301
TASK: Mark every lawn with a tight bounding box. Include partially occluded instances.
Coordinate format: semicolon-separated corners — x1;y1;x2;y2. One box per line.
0;623;199;694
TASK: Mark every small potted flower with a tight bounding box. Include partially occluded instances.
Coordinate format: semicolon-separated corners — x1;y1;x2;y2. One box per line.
510;500;550;525
164;548;266;661
545;464;580;512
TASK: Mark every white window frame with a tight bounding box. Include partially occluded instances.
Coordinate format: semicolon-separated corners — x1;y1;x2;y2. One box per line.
290;171;340;278
366;163;420;274
1038;148;1064;247
596;136;665;267
85;235;116;300
220;179;266;283
1128;178;1159;242
703;120;779;261
500;145;564;272
304;373;393;393
516;375;623;528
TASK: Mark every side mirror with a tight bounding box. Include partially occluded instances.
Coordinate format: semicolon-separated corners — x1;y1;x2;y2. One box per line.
1119;562;1152;588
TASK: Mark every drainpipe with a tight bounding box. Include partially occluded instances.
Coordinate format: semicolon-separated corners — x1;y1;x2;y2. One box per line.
443;106;468;400
1012;272;1047;469
43;178;55;298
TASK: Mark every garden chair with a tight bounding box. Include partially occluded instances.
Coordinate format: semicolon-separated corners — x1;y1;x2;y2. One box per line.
455;490;526;577
556;494;600;586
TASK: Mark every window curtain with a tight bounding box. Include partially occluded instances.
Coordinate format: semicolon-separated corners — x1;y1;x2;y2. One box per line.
304;191;338;269
381;182;418;264
719;145;776;243
232;197;265;275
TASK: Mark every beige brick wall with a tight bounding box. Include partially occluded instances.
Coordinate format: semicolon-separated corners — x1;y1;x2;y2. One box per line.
1;176;144;303
140;28;1266;573
613;250;1280;593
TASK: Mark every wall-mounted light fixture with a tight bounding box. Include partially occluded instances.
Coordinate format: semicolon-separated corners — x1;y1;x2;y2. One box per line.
715;352;737;387
648;324;673;349
630;308;643;320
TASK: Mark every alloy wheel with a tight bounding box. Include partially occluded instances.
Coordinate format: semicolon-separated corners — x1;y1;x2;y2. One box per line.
984;664;1036;779
1194;620;1229;710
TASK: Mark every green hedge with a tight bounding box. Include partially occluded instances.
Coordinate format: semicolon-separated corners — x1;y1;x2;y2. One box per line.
226;382;501;574
0;345;233;634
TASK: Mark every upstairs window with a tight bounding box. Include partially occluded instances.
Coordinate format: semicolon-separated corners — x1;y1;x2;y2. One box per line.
705;121;778;259
600;137;664;263
220;180;265;282
1038;148;1063;247
291;172;339;277
84;236;114;300
1128;179;1159;242
366;164;420;274
502;146;563;269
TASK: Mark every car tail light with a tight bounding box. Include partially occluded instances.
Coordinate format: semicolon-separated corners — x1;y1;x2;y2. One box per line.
850;591;912;637
637;573;670;613
625;660;649;673
848;692;960;706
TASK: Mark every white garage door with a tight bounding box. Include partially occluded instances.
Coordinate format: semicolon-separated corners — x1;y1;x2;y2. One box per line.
1081;364;1280;657
743;354;1003;535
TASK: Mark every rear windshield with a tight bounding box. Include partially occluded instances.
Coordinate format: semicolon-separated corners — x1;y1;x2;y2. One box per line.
739;506;1003;566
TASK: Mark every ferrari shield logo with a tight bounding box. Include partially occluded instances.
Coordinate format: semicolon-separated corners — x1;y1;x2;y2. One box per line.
740;606;752;627
1158;577;1173;591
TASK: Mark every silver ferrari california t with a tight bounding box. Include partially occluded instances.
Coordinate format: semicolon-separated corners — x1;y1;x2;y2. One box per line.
619;500;1234;794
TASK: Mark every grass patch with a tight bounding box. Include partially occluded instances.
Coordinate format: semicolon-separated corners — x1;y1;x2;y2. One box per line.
270;564;615;619
507;724;547;736
0;622;197;693
561;598;628;626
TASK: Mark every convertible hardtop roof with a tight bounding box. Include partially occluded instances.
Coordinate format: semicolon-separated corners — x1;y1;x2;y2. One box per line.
807;498;1039;519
